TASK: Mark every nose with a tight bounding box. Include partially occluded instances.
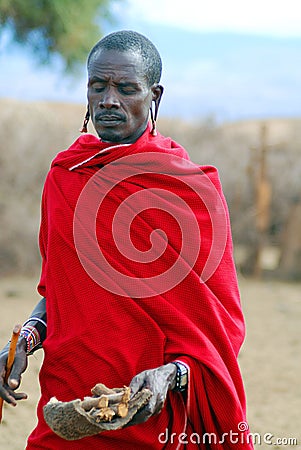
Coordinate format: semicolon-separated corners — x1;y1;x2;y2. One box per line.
98;87;120;109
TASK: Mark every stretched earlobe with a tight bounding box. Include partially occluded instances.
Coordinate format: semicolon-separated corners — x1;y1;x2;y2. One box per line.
80;106;90;133
150;103;157;136
150;84;163;136
150;85;163;137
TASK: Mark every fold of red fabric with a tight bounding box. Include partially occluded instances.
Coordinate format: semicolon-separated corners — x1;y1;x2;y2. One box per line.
27;124;253;449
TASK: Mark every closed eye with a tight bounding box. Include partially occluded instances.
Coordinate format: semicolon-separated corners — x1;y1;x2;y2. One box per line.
91;82;105;92
118;83;139;95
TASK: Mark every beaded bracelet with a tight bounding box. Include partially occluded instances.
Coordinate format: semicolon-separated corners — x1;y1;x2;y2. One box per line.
23;317;47;328
171;361;188;392
20;324;42;355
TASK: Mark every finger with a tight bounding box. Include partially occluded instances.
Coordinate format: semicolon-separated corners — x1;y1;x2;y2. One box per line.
125;404;152;427
151;394;165;415
126;391;164;428
6;388;27;401
8;355;27;389
8;377;19;389
0;384;28;404
129;372;146;397
146;390;165;416
0;387;17;406
12;392;27;401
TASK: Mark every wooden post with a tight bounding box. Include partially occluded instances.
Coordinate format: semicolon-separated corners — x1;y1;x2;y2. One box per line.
245;123;272;278
278;197;301;280
253;123;272;277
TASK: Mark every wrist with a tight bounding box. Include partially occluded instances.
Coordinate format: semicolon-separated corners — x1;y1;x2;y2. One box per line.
165;363;178;390
20;317;47;355
20;324;42;355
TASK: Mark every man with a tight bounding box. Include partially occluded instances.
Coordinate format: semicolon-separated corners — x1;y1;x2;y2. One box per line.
0;31;252;449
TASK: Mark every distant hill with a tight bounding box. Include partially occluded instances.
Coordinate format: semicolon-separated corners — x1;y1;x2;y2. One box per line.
1;25;301;121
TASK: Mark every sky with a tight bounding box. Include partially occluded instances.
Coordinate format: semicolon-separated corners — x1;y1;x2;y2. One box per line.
119;0;301;37
1;0;301;122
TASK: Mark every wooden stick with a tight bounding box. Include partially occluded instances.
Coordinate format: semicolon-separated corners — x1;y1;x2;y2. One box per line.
0;324;22;423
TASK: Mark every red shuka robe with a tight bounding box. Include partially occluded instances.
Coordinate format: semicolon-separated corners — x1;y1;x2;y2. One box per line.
27;124;253;449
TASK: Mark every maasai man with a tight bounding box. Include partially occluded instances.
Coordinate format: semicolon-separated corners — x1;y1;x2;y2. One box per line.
0;31;253;449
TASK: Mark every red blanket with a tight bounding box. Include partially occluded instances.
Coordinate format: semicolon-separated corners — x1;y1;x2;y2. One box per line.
27;125;253;449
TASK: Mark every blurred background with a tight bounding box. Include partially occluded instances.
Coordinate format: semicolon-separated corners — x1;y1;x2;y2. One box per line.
0;1;300;448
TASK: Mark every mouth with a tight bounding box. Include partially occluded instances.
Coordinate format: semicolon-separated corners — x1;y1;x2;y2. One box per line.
95;113;125;127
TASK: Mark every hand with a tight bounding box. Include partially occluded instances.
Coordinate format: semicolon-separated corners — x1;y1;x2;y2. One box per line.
0;337;28;405
128;363;177;426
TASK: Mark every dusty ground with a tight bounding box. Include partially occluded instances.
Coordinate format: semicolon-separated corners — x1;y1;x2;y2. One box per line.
0;276;300;449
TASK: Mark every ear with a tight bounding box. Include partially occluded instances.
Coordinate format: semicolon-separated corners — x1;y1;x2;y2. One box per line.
151;84;164;107
149;85;164;136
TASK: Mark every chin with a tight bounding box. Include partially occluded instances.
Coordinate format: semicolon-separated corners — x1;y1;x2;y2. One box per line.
97;129;123;143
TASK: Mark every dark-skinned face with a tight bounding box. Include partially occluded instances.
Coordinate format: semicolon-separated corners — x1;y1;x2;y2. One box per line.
87;49;162;144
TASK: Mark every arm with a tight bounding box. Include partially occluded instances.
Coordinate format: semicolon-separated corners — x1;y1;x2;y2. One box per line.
19;297;47;354
0;297;47;405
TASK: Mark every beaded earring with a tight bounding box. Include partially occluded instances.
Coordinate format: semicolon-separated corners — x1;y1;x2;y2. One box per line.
80;106;90;133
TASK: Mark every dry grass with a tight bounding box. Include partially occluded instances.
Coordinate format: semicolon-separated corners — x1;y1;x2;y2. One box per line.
1;98;301;277
0;276;300;449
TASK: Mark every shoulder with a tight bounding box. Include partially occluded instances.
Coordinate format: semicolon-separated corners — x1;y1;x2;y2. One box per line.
198;164;224;194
